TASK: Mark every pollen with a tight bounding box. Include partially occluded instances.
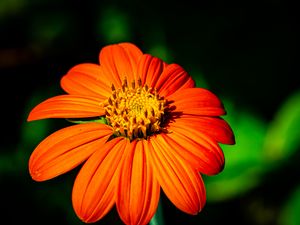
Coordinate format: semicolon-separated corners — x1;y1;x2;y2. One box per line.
103;78;166;140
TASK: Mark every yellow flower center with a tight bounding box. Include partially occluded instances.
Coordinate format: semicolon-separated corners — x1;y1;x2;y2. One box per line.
103;78;166;140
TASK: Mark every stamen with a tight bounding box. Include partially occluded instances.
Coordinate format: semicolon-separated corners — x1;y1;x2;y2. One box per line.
105;109;110;116
108;97;113;105
138;78;142;87
123;77;128;87
104;79;166;140
111;84;115;91
150;108;155;117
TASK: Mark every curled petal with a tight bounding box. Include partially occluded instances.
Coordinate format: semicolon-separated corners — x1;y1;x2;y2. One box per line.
29;123;112;181
148;136;206;215
99;43;143;88
117;140;160;225
168;88;226;116
27;95;105;121
61;64;112;98
72;137;126;223
155;64;195;97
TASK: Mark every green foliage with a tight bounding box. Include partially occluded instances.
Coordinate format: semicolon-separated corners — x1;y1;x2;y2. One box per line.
0;152;18;175
0;90;54;176
29;12;71;47
279;185;300;225
204;100;268;202
205;90;300;207
0;0;27;19
148;44;173;63
98;6;131;43
264;90;300;163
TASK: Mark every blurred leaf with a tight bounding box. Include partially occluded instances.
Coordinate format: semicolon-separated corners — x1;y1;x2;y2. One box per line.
20;119;51;146
191;68;209;89
0;0;26;19
29;12;71;47
20;90;56;146
148;44;173;63
205;100;268;202
16;88;59;171
1;89;55;176
98;6;131;43
264;90;300;162
34;176;81;224
145;27;175;64
279;185;300;225
0;152;19;175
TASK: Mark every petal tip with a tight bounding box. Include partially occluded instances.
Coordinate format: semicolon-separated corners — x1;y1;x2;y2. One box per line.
29;168;45;182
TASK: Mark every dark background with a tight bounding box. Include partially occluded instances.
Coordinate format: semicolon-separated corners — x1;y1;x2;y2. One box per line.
0;1;299;225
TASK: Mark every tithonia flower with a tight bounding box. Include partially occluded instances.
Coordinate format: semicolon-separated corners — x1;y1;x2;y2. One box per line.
27;42;235;225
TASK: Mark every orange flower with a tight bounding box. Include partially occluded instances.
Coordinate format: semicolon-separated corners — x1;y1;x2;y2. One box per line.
27;42;235;225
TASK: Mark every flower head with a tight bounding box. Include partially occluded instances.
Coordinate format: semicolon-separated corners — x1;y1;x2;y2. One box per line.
27;42;235;225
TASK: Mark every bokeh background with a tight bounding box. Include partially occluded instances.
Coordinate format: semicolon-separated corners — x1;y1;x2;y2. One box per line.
0;1;298;225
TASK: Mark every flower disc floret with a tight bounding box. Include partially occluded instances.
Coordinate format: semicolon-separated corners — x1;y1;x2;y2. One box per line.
103;78;166;140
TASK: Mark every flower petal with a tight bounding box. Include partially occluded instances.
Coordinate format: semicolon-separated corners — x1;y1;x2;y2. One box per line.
62;63;103;79
61;64;112;98
137;54;166;87
155;64;195;97
72;137;126;223
172;116;235;145
29;123;112;181
168;88;226;116
27;95;105;121
99;43;143;88
117;140;160;225
169;120;225;174
148;136;206;215
156;131;224;175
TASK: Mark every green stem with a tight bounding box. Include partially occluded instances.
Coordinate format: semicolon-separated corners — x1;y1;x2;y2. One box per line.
149;198;165;225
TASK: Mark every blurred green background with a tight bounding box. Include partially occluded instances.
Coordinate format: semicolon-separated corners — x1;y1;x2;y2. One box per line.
0;1;298;225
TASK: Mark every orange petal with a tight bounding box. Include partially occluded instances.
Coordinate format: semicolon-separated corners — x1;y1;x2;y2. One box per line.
27;95;105;121
99;43;143;88
63;63;104;79
29;123;112;181
156;131;224;175
118;42;143;58
137;54;166;87
72;137;126;223
155;64;195;97
148;136;206;215
172;116;235;145
119;42;143;73
168;88;226;116
169;121;225;173
116;140;160;225
61;65;112;98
